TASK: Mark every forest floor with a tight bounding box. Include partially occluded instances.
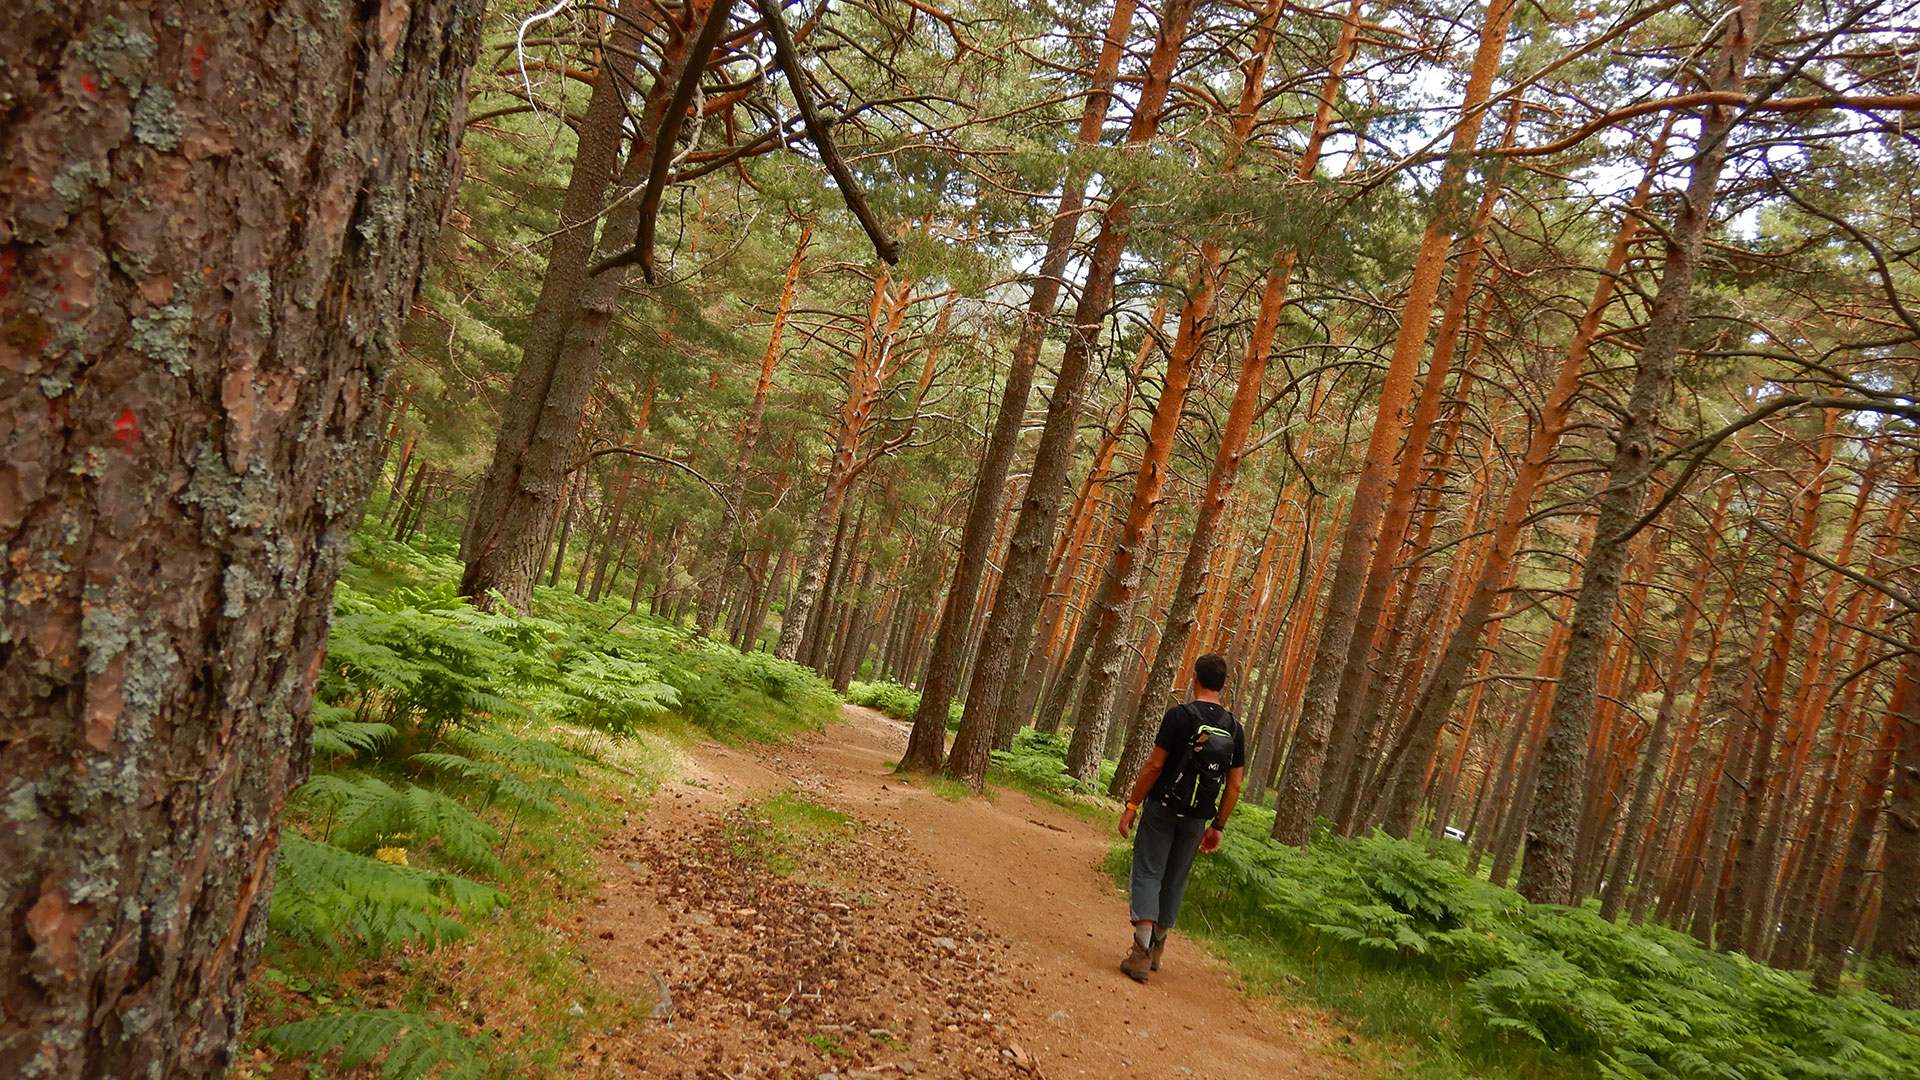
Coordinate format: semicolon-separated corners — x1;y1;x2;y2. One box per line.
570;704;1365;1080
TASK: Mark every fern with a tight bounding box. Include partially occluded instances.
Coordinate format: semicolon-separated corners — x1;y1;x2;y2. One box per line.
845;679;922;721
988;728;1107;796
259;1008;494;1079
1166;805;1920;1080
311;700;397;759
270;835;504;953
539;641;679;731
412;727;594;818
299;774;505;877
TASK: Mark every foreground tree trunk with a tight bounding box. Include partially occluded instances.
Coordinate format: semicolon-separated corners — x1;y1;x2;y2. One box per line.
0;4;484;1076
1516;0;1758;905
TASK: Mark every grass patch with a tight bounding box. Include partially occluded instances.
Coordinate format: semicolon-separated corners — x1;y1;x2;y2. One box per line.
727;793;859;877
927;776;975;802
804;1033;851;1058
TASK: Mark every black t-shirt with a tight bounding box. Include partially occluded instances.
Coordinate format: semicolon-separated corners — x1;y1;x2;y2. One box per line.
1147;700;1245;804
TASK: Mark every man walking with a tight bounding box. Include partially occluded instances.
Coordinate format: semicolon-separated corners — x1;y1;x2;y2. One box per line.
1115;652;1244;982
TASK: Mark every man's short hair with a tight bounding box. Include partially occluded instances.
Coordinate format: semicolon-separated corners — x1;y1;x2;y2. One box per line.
1194;653;1229;691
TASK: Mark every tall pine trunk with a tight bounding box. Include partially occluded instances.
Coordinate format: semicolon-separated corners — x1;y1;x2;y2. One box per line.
1060;256;1219;783
942;0;1196;788
1517;0;1759;904
1109;0;1361;797
1273;0;1519;844
462;1;716;611
700;225;811;634
897;0;1142;771
0;4;484;1075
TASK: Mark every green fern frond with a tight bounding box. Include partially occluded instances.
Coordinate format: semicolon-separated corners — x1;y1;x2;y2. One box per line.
312;700;398;758
270;835;504;953
259;1007;494;1079
317;775;505;877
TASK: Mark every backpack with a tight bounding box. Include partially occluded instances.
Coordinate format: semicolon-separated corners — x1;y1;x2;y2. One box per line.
1161;703;1237;819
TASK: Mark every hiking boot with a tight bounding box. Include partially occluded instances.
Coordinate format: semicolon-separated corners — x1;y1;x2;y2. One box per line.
1120;942;1152;983
1149;936;1167;972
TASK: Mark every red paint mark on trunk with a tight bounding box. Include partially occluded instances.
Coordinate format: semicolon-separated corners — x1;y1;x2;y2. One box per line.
81;75;97;93
192;44;208;80
114;409;141;446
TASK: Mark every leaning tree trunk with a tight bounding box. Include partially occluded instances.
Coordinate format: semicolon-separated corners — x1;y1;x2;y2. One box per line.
1374;118;1674;843
1597;476;1733;920
775;273;912;660
698;225;811;635
942;0;1195;790
1516;0;1758;905
1727;411;1834;955
0;4;484;1077
461;0;714;611
897;0;1141;771
1871;652;1920;1005
1271;0;1518;845
1059;257;1217;784
1106;0;1357;796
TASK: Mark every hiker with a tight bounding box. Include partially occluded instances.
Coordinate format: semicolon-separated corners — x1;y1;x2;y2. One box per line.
1114;652;1244;983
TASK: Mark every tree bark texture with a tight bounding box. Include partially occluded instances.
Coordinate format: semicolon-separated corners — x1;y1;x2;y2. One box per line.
1271;0;1518;845
1515;0;1758;905
943;0;1195;790
897;0;1141;772
0;3;484;1075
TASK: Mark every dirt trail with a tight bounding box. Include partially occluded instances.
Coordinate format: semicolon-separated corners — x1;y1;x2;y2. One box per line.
576;705;1359;1080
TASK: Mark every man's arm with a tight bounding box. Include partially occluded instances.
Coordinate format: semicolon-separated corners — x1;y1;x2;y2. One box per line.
1116;747;1169;839
1198;767;1243;853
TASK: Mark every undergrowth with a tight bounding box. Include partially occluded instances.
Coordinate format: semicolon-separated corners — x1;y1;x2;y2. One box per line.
1103;802;1920;1080
988;728;1117;805
846;678;962;728
245;527;839;1079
